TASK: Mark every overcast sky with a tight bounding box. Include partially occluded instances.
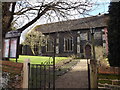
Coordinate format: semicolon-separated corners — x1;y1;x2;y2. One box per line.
20;0;110;43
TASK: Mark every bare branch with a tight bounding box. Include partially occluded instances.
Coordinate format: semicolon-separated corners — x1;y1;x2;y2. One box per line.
11;0;94;32
17;6;50;32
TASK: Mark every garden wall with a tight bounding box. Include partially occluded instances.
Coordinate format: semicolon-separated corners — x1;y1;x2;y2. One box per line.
1;60;23;88
98;66;120;89
98;66;120;75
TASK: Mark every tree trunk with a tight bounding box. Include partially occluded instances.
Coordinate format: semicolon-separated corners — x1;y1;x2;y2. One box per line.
1;2;16;60
0;2;2;59
2;2;12;36
31;47;36;56
38;46;41;55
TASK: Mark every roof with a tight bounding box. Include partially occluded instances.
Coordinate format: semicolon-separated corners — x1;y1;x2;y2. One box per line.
35;14;109;34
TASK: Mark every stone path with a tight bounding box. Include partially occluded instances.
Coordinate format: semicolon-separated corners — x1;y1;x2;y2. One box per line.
55;59;88;88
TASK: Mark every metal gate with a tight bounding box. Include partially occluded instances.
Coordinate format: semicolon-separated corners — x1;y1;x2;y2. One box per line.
28;59;55;89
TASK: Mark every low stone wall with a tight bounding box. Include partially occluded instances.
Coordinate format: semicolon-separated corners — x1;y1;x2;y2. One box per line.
98;66;120;75
1;60;23;88
98;66;120;89
99;83;120;90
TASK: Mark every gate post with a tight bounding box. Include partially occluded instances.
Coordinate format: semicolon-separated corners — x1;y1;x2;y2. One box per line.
90;59;98;89
23;59;30;88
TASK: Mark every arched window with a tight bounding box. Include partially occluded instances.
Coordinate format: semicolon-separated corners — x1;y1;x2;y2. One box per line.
64;36;73;52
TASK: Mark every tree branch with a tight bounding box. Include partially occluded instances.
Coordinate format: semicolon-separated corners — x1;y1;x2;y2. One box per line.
17;7;50;32
7;2;16;30
14;1;93;33
14;7;39;15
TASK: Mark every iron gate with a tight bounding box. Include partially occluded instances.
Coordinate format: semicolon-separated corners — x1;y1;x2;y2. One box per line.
28;59;55;89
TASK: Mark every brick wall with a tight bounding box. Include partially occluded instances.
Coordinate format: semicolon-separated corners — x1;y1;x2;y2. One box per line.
98;66;120;75
1;60;23;88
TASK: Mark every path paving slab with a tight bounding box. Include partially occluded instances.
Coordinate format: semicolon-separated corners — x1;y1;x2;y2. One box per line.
55;59;88;88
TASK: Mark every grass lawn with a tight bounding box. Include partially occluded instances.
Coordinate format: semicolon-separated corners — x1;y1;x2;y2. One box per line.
10;55;69;64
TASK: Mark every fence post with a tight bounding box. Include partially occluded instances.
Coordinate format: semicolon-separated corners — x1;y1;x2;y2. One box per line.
23;59;30;89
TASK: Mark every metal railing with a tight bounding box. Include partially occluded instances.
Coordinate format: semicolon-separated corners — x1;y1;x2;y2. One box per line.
28;63;55;89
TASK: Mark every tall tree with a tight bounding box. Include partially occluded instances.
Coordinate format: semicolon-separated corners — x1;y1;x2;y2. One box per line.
2;2;16;37
108;2;120;67
0;2;2;59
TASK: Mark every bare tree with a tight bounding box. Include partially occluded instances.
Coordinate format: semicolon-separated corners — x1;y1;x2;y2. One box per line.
2;0;94;36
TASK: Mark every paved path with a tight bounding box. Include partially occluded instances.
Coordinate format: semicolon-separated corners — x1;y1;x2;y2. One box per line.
55;59;88;88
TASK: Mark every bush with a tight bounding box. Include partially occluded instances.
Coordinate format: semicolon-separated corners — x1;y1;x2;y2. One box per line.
95;46;109;66
95;46;104;60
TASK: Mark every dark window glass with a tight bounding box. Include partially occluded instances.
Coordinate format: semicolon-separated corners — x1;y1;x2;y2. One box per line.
64;36;73;51
46;38;54;52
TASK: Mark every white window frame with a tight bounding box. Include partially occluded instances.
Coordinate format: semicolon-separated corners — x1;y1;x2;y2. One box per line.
77;45;80;53
56;46;59;54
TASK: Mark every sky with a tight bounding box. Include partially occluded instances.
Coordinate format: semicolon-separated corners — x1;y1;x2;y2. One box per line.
20;0;110;43
88;1;110;15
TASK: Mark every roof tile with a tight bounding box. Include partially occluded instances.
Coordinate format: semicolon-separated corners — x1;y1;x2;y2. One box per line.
35;14;109;34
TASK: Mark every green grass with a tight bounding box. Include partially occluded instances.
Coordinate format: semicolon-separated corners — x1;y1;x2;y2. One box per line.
10;55;69;64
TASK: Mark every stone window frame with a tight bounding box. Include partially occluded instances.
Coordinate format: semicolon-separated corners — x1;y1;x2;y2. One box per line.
46;37;54;52
64;36;73;52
